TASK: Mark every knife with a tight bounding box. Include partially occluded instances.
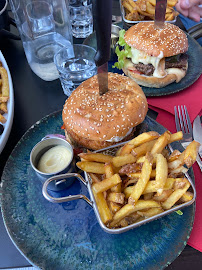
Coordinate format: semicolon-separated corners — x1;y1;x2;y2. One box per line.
93;0;112;95
193;115;202;158
154;0;167;29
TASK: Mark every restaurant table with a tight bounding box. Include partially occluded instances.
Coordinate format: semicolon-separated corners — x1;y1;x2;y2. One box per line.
0;2;202;270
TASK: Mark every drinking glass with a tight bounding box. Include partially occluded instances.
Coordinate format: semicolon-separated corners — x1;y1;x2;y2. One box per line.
69;0;93;38
54;44;97;96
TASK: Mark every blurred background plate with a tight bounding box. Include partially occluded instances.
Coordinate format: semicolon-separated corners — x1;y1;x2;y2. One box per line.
0;110;195;270
84;30;202;97
0;50;14;154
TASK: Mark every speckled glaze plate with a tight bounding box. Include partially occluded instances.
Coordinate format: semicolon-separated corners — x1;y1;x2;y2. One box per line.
0;111;195;270
84;32;202;97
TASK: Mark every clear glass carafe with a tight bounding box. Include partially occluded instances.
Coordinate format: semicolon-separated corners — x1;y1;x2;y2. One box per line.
10;0;73;81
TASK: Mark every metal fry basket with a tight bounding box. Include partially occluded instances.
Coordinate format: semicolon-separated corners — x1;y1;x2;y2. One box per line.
42;141;196;234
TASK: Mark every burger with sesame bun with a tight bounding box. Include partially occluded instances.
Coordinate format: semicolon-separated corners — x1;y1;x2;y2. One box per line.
62;72;148;150
114;22;188;88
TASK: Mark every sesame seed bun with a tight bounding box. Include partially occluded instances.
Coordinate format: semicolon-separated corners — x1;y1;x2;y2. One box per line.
124;22;188;57
62;72;148;150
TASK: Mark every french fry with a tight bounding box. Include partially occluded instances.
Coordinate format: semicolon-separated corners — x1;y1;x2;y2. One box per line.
127;0;138;9
119;131;159;156
137;207;163;217
179;191;194;203
169;165;188;176
89;173;101;183
78;152;113;163
0;67;9;97
146;1;155;15
122;0;134;13
155;154;168;193
168;131;183;144
93;191;112;224
124;177;181;198
166;12;174;21
128;169;156;179
131;139;157;158
143;192;153;200
162;178;190;209
112;154;137;167
105;162;122;193
109;201;122;214
110;200;160;227
0;113;6;123
183;141;200;168
0;102;7;113
76;161;105;174
0;96;9;102
151;131;171;155
128;152;153;204
153;189;173;202
92;174;122;193
107;192;125;204
104;163;114;178
167;0;178;6
167;150;181;162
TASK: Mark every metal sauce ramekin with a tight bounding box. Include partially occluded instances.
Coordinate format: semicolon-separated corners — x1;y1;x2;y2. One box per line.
30;136;75;191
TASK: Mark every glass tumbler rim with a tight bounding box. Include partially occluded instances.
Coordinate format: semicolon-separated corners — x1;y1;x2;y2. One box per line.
54;44;96;74
69;3;92;9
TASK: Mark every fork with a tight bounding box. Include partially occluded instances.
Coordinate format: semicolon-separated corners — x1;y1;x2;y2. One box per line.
174;105;202;171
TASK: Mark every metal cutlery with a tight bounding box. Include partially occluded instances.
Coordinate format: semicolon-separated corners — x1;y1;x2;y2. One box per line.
154;0;167;29
93;0;112;95
174;105;202;171
193;115;202;159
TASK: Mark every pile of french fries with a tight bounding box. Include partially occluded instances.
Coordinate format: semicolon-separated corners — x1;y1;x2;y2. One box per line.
0;62;9;124
122;0;179;21
77;130;200;229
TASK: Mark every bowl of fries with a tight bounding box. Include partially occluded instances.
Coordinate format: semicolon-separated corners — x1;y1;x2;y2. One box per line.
120;0;179;24
0;50;14;154
42;121;198;234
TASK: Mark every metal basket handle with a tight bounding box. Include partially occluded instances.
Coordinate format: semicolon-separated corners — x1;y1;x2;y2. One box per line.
42;172;93;207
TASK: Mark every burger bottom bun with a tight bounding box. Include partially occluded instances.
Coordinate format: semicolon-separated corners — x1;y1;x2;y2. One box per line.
65;128;136;150
123;67;187;88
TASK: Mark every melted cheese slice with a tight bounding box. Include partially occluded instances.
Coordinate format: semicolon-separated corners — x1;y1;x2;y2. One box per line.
166;68;186;83
130;48;166;78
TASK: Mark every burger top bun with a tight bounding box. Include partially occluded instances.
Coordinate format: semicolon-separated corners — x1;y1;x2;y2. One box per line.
62;73;148;144
124;22;188;57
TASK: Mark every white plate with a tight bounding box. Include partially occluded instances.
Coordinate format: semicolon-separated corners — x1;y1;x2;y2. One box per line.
0;50;14;154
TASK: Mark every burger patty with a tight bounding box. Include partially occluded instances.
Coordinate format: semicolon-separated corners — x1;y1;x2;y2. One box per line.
132;53;188;76
165;53;188;70
133;63;154;76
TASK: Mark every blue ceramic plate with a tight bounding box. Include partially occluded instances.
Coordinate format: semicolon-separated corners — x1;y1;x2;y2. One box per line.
84;32;202;97
1;111;195;270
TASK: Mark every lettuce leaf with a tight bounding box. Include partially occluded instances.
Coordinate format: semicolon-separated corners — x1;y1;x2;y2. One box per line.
113;29;132;70
175;210;183;215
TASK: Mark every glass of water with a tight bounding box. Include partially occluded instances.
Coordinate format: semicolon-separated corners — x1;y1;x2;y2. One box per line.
54;44;97;96
69;0;93;38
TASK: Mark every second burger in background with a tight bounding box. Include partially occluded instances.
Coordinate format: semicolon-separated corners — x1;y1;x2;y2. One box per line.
114;22;188;88
62;72;148;150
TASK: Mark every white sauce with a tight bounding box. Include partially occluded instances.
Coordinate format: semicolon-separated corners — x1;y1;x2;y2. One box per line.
38;145;72;174
166;68;186;82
